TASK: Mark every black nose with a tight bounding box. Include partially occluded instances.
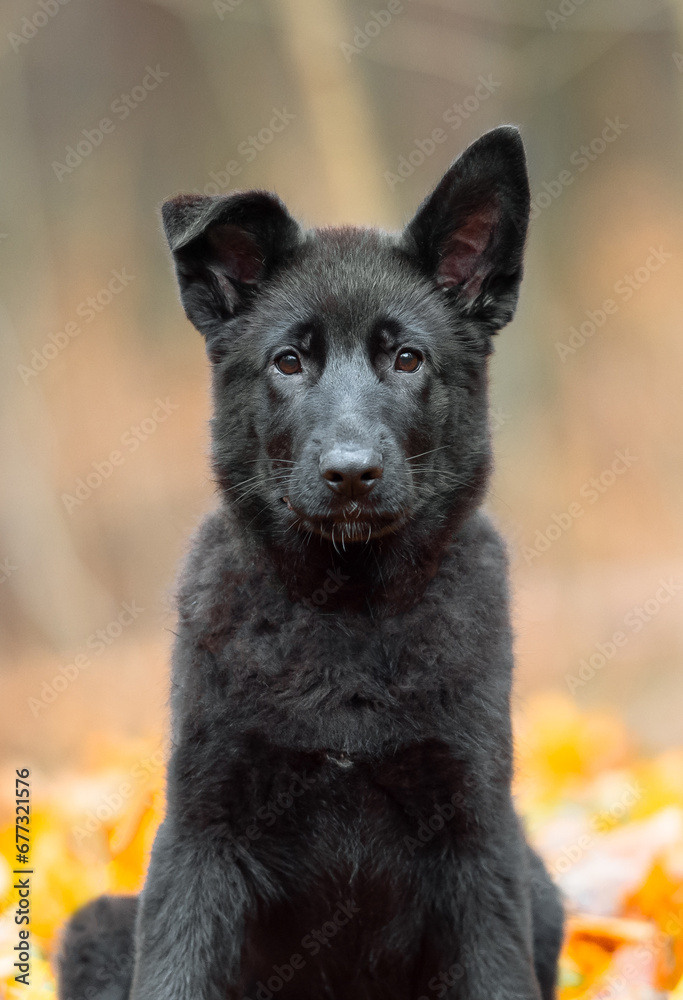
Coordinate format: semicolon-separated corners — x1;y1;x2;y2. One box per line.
320;447;383;499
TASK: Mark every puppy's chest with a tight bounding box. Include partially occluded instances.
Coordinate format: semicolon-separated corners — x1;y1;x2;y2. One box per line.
202;590;457;704
179;556;497;748
216;737;470;866
204;613;455;747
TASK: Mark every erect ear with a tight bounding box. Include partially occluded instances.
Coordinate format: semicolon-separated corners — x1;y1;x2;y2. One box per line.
403;125;530;333
161;190;301;359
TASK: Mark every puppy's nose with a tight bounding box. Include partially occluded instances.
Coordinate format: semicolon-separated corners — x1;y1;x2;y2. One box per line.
320;447;383;499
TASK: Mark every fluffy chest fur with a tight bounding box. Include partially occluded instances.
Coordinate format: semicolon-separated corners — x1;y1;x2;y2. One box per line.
170;508;513;758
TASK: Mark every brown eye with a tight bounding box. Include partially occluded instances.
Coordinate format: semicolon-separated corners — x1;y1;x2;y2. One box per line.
395;349;423;373
274;352;302;375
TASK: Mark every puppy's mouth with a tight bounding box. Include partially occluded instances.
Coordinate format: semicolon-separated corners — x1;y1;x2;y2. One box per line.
281;497;406;542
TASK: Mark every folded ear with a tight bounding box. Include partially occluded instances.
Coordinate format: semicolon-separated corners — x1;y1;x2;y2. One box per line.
161;191;301;359
403;125;530;332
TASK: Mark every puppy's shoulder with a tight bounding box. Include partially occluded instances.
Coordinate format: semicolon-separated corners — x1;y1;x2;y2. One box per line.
174;507;256;621
419;510;511;628
447;509;509;580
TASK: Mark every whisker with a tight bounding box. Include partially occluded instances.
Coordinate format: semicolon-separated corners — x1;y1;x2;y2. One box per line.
239;458;297;466
224;473;265;494
406;446;449;462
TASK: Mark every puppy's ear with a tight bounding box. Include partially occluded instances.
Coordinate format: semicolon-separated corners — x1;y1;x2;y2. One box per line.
403;125;530;332
161;191;301;359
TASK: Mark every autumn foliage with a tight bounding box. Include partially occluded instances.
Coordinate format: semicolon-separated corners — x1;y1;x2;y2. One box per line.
2;695;683;1000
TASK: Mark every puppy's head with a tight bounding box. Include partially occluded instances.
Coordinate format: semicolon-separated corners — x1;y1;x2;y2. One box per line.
162;126;529;552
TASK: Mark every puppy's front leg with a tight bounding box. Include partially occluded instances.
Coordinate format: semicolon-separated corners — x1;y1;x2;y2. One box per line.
421;836;543;1000
129;818;248;1000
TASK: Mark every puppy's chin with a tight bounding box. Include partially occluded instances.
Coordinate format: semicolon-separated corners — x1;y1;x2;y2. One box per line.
311;519;406;543
282;497;408;543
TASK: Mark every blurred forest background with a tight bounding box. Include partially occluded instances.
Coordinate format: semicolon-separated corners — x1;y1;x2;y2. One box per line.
1;0;683;773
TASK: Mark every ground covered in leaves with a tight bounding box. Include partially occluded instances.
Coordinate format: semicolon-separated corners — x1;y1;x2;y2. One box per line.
1;694;682;999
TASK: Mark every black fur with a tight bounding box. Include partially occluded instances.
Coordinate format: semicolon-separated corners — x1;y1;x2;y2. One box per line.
57;126;563;1000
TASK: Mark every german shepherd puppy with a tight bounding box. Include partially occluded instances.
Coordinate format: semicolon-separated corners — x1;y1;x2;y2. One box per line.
58;125;563;1000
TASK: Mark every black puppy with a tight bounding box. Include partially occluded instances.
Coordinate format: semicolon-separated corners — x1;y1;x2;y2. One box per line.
58;126;564;1000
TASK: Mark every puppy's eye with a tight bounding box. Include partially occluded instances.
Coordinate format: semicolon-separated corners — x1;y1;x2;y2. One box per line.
395;349;423;373
274;352;302;375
